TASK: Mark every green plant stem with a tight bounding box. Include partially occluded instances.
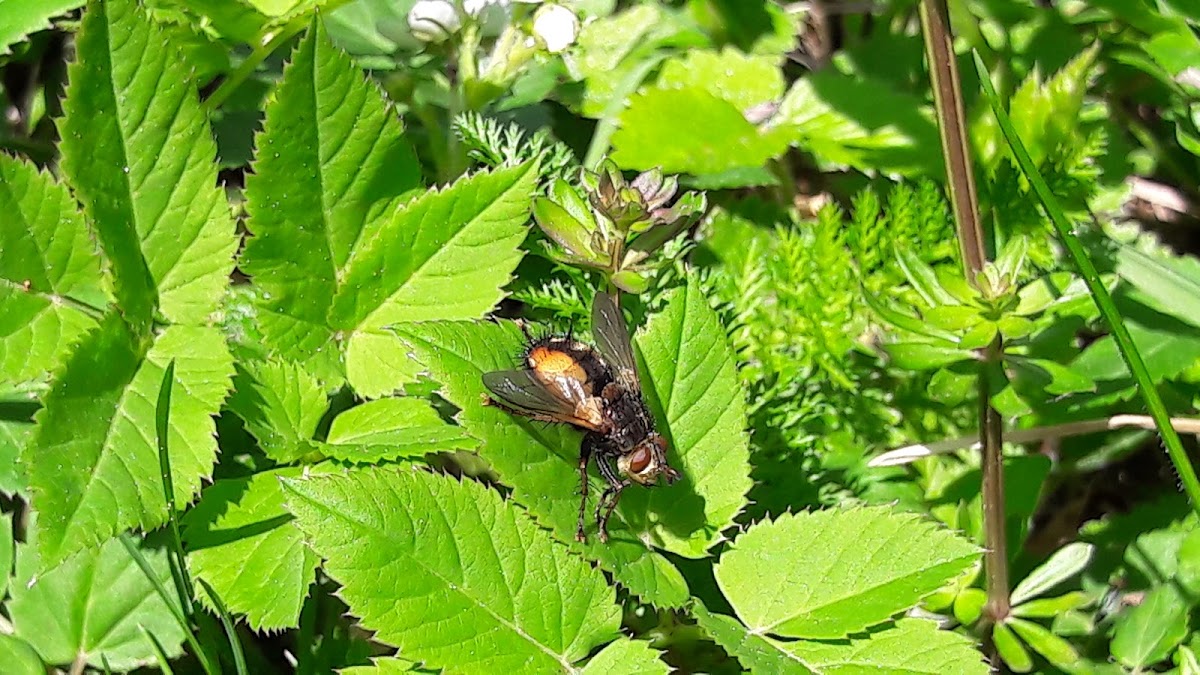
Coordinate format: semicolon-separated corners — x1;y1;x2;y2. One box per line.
204;15;309;112
920;0;1010;624
972;50;1200;518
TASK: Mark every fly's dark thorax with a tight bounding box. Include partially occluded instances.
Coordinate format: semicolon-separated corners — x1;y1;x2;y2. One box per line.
599;373;658;452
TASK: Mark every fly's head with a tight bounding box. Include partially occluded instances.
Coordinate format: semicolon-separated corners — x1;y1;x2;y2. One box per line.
617;433;681;486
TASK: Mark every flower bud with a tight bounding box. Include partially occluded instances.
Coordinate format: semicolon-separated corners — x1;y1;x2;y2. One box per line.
408;0;461;43
532;4;579;54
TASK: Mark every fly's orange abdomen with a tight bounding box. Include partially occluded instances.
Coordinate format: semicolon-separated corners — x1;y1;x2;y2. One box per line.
527;345;589;384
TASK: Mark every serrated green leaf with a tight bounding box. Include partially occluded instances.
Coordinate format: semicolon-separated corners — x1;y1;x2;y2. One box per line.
695;605;986;674
227;359;327;464
0;155;104;384
611;86;790;175
1112;585;1189;668
28;317;234;568
9;531;186;670
0;633;46;675
181;467;319;631
59;0;237;326
339;656;418;674
321;397;479;464
395;320;690;606
0;418;32;496
239;16;423;384
715;506;980;638
694;604;815;674
339;161;536;395
1010;542;1093;605
1008;617;1079;670
0;0;83;56
282;467;622;673
581;638;669;674
630;278;752;556
992;621;1032;673
656;48;784;112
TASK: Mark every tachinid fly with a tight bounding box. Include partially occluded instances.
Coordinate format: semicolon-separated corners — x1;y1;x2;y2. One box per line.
482;292;681;543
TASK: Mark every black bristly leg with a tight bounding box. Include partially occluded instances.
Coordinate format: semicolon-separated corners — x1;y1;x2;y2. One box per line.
576;434;601;542
594;454;628;543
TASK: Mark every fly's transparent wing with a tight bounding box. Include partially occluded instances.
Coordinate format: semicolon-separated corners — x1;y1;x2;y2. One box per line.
482;370;604;431
591;291;639;381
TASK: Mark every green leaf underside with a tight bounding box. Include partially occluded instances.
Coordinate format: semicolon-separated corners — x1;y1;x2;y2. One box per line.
0;154;104;383
182;467;320;631
580;638;669;674
8;531;185;670
58;0;236;327
282;467;621;673
28;317;234;568
322;397;479;464
226;358;327;463
240;17;422;383
630;279;752;557
695;605;987;675
0;634;44;675
715;506;980;639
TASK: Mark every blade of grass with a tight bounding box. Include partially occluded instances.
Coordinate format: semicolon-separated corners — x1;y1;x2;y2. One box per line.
140;626;177;675
118;534;218;675
971;50;1200;515
156;360;196;618
198;577;248;675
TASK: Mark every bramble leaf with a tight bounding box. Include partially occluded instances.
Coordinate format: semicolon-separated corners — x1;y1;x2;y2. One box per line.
321;397;479;464
182;467;320;631
27;318;234;568
59;0;237;327
0;0;84;57
695;605;986;675
241;19;532;395
715;506;980;638
282;467;621;672
226;359;327;464
8;530;185;670
0;155;104;384
630;278;752;557
581;637;669;674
